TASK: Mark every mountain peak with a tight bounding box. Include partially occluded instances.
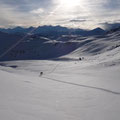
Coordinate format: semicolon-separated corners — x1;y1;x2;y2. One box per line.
92;27;105;31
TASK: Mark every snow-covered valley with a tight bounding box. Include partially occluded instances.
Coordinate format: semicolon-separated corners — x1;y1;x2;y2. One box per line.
0;29;120;120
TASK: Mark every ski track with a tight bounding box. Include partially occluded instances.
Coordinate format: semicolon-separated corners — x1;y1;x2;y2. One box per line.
41;76;120;95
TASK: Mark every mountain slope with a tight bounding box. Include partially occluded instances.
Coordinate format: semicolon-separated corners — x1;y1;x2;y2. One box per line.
0;50;120;120
0;27;119;61
0;32;23;57
0;26;120;120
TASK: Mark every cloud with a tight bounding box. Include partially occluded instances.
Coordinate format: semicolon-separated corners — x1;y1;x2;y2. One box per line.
100;22;120;30
69;19;87;23
0;0;120;29
0;0;57;27
31;8;44;14
0;0;54;11
102;0;120;10
0;3;39;27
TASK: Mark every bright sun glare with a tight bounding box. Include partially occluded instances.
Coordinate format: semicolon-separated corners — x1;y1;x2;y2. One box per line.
59;0;81;8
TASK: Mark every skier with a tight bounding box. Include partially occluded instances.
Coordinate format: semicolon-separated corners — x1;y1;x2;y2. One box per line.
39;72;43;77
79;57;82;61
79;57;84;61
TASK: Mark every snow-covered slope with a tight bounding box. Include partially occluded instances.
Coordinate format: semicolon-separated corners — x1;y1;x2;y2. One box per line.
0;28;120;120
0;29;119;61
0;31;22;56
0;54;120;120
0;34;81;61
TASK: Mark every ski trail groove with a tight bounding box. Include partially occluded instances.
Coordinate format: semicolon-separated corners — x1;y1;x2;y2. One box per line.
42;76;120;95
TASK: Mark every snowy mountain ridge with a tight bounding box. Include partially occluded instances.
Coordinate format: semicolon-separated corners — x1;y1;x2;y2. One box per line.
0;25;105;37
0;27;119;62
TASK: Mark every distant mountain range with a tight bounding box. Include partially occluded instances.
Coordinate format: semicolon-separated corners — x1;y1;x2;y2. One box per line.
0;25;106;37
0;26;120;61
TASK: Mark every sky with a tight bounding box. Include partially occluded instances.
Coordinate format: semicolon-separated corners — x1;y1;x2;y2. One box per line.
0;0;120;29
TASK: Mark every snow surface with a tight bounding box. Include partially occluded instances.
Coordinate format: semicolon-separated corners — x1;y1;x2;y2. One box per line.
0;47;120;120
0;30;120;120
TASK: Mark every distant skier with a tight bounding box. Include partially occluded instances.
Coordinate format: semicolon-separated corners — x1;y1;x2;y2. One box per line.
39;72;43;77
79;57;82;61
79;57;84;61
